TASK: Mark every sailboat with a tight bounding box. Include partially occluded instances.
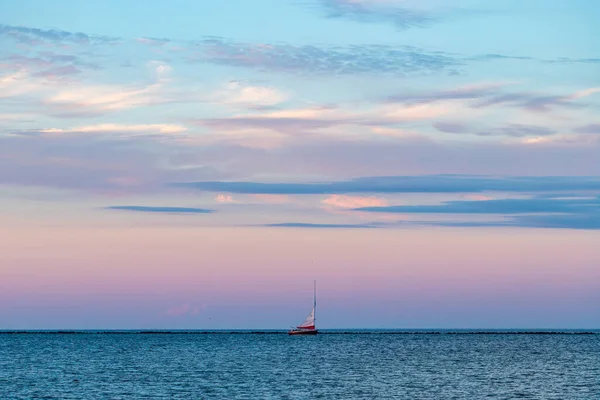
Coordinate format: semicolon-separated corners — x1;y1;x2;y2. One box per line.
288;281;318;335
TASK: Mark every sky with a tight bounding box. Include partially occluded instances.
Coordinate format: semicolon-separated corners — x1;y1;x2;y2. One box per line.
1;0;599;329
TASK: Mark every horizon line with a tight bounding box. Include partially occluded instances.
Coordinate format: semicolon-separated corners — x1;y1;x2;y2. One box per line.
1;329;598;335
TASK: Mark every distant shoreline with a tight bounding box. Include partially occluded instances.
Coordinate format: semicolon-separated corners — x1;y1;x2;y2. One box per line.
1;330;598;335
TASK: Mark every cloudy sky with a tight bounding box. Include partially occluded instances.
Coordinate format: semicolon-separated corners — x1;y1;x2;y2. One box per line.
1;0;599;329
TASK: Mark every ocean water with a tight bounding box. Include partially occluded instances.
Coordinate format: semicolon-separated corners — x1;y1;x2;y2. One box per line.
1;332;599;399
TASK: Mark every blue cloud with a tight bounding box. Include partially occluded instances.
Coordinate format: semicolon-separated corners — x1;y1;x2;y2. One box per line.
544;57;600;65
0;24;118;45
468;54;600;65
318;0;434;30
356;197;600;214
357;196;600;230
264;211;600;231
175;175;600;195
4;23;596;80
425;214;600;230
433;122;555;137
510;213;600;230
195;38;460;76
472;93;585;113
468;54;535;62
107;206;214;214
476;124;555;137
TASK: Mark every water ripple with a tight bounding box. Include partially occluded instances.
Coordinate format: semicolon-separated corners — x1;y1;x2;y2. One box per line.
1;333;598;399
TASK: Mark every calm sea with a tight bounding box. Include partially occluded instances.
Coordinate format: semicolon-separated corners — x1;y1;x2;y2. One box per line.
1;331;599;399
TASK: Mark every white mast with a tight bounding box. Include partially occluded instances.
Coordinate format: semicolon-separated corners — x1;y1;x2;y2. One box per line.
314;280;316;327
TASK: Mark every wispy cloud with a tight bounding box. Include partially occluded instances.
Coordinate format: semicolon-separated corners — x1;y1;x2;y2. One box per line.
433;122;555;138
194;38;460;76
542;57;600;65
3;22;597;86
32;65;81;78
0;24;119;46
387;83;504;104
468;54;535;62
0;70;49;98
27;123;188;136
425;213;600;230
0;61;185;119
43;61;173;115
0;52;99;79
1;56;289;122
469;54;600;65
107;206;215;213
317;0;434;30
175;175;600;195
194;101;449;141
389;84;600;114
3;22;597;83
472;87;600;113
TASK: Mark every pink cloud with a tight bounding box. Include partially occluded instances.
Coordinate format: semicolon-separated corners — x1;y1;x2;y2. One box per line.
321;194;402;221
215;194;235;203
211;81;288;108
322;195;388;209
40;123;187;135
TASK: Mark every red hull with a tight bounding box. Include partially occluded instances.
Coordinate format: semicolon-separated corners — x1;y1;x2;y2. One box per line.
288;329;318;335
